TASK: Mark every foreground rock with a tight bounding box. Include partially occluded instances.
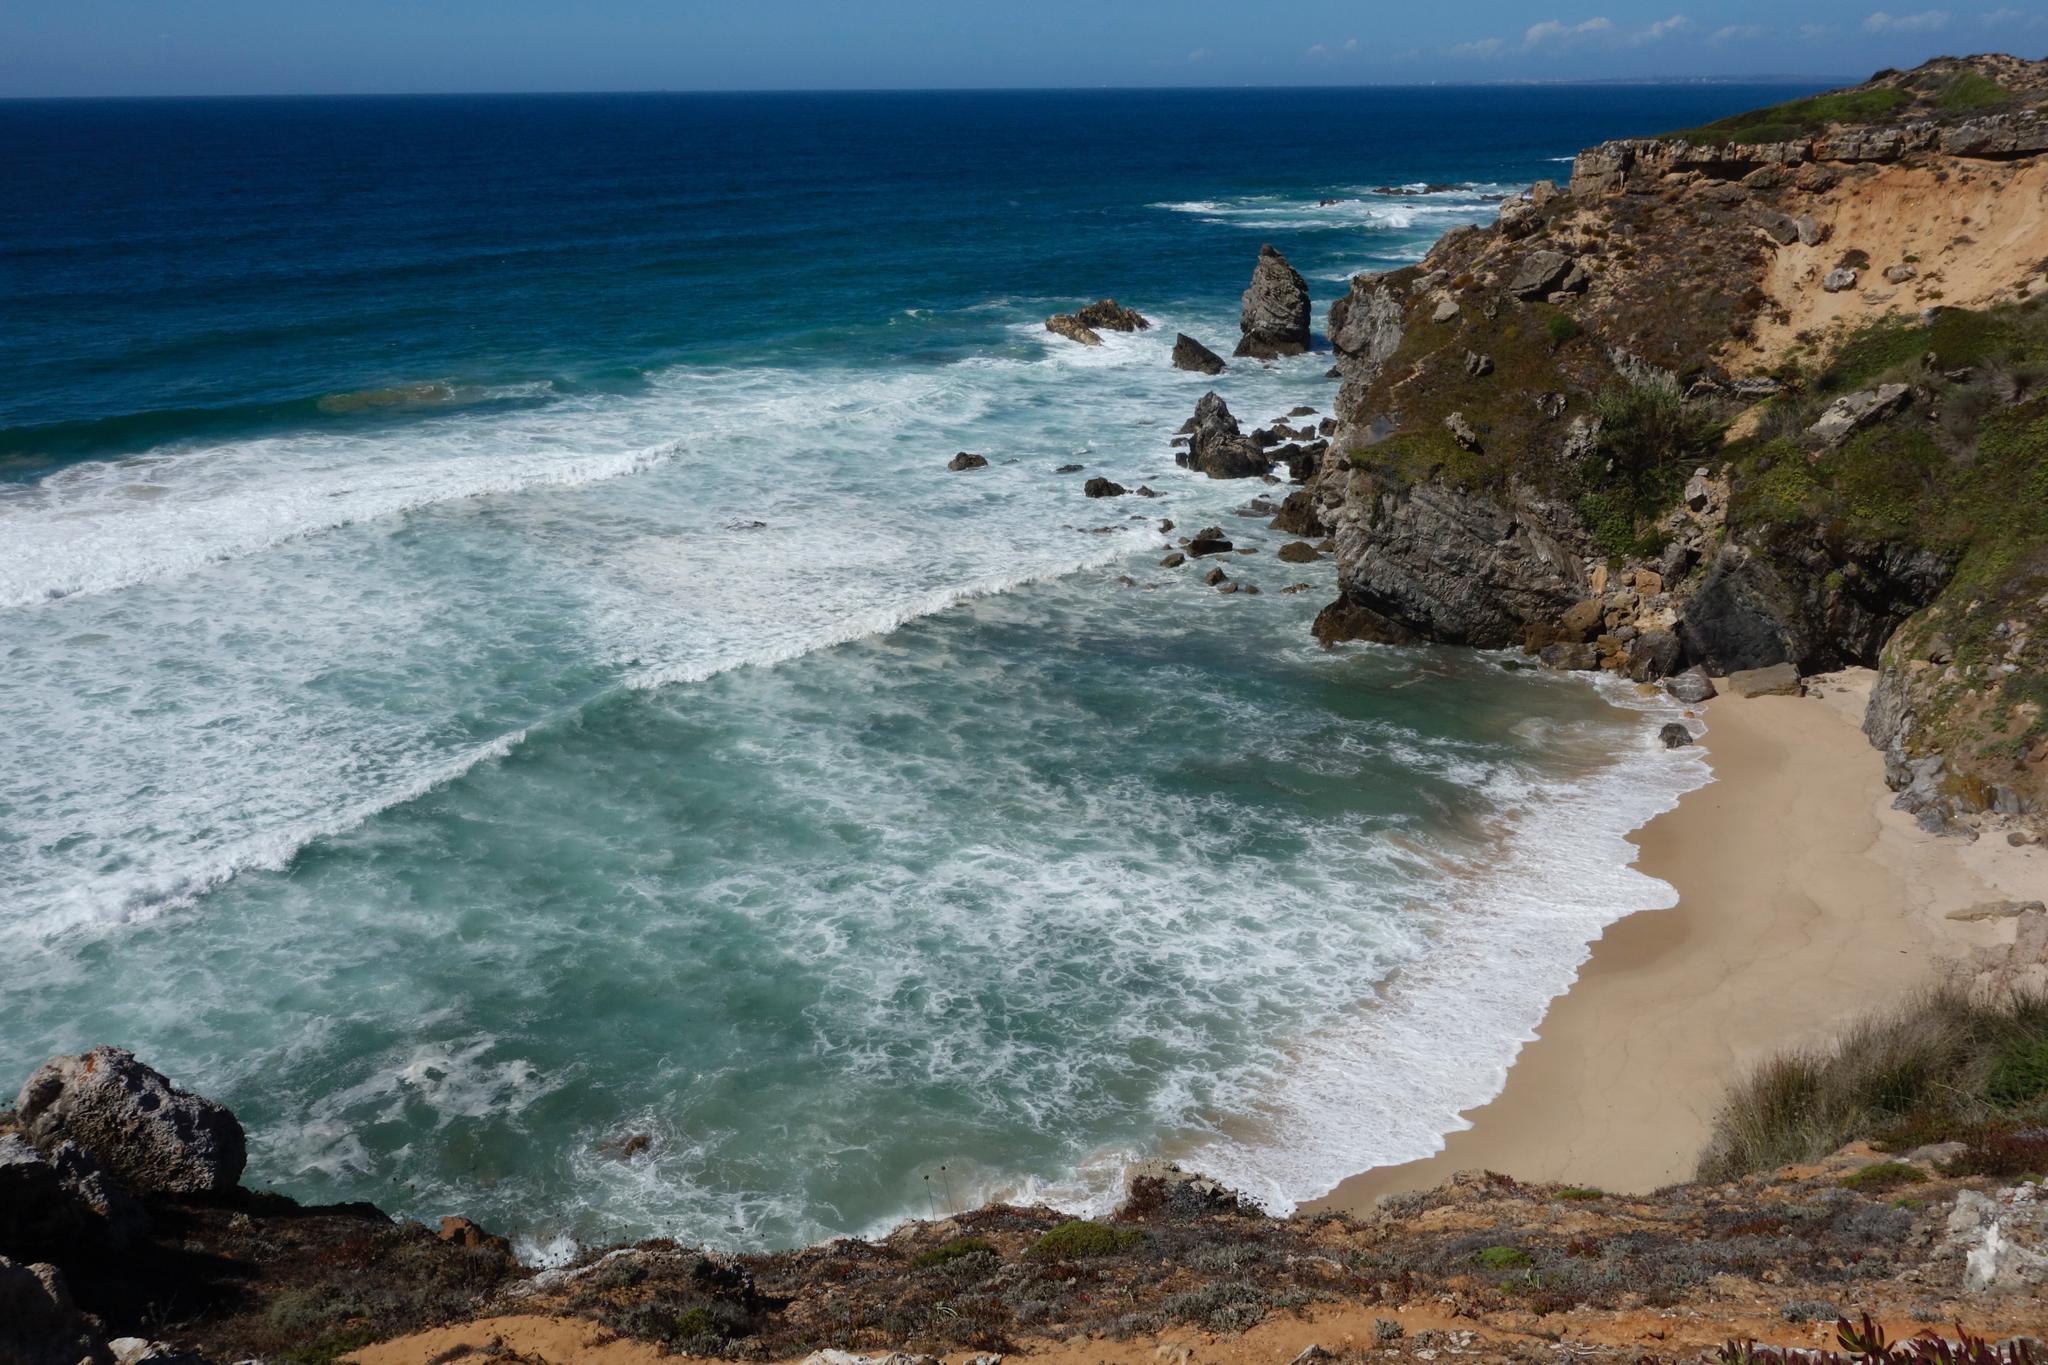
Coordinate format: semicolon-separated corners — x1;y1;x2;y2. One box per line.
1171;332;1226;374
1234;245;1311;359
1044;313;1102;346
946;451;987;471
16;1049;245;1198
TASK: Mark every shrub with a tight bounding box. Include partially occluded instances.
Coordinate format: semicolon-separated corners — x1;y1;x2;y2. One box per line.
913;1236;998;1269
1937;73;2009;112
1476;1246;1532;1270
1838;1162;1927;1192
1986;1039;2048;1109
1547;313;1585;345
1028;1220;1143;1260
1781;1299;1842;1324
1575;375;1718;557
1697;984;2048;1181
1554;1186;1604;1201
1665;88;1908;144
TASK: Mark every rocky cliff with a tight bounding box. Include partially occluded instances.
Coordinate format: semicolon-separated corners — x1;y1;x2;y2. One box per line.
1304;54;2048;827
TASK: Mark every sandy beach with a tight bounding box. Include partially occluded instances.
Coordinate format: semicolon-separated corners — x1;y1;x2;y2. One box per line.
1307;668;2044;1212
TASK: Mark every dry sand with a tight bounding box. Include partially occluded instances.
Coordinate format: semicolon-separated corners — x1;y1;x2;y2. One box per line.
1307;668;2043;1212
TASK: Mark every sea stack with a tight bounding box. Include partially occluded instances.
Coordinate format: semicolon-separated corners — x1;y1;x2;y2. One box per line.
1234;244;1311;359
1171;333;1226;374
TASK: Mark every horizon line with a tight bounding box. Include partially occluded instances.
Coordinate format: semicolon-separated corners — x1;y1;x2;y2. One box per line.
0;73;1853;103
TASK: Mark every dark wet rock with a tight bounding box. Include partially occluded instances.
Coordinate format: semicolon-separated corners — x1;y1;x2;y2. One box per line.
1280;443;1325;484
1288;406;1317;417
1268;488;1330;539
1627;628;1683;682
1045;313;1103;346
1659;722;1695;748
1539;641;1600;671
1232;497;1281;518
1203;566;1229;586
16;1048;245;1198
1187;527;1234;557
1134;485;1159;497
1083;477;1127;498
1311;597;1419;647
1234;245;1311;359
1178;392;1270;480
1054;463;1085;474
1216;580;1240;595
946;452;988;471
1171;333;1226;375
1160;551;1185;568
1075;299;1149;332
1277;541;1320;564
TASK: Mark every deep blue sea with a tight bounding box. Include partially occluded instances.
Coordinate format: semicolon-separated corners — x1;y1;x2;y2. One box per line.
0;85;1796;1257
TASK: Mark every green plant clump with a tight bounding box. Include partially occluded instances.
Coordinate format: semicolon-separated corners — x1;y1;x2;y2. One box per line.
1936;72;2010;111
1029;1220;1143;1259
1838;1161;1929;1192
1665;86;1908;144
1476;1245;1533;1270
913;1236;999;1268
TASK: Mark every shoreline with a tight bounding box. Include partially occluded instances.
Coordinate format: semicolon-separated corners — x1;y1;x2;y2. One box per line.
1304;667;2043;1213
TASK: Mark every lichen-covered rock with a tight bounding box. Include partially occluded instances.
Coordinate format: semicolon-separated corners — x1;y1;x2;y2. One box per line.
1808;383;1911;447
1234;245;1311;359
1508;250;1574;300
1823;267;1859;293
15;1047;246;1198
1946;1186;2048;1294
1327;274;1404;386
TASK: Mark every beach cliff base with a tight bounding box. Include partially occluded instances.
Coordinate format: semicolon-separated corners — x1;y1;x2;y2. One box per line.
1309;668;2043;1214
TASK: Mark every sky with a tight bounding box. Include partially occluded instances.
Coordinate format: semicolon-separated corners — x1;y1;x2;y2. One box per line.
2;0;2044;97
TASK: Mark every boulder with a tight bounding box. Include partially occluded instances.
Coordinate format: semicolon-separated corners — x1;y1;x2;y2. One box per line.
1234;245;1312;359
1658;722;1694;748
1159;551;1185;568
1946;1186;2048;1294
1045;313;1102;346
16;1047;246;1198
1883;263;1917;284
1054;462;1084;474
1442;412;1481;451
1664;668;1717;704
1277;541;1319;564
1074;299;1149;332
1083;477;1126;498
1178;392;1270;480
1203;566;1229;586
1725;662;1802;698
1187;527;1234;558
946;452;988;471
1171;333;1226;375
1558;599;1606;643
1794;213;1825;246
1822;267;1858;293
1269;488;1329;539
1509;250;1574;300
1430;296;1461;324
1626;628;1682;682
1464;350;1493;378
0;1257;99;1365
1759;211;1801;245
1807;383;1911;447
1539;642;1600;671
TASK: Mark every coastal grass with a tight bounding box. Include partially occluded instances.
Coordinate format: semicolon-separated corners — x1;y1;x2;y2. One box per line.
1696;983;2048;1182
1028;1219;1144;1260
1663;87;1909;145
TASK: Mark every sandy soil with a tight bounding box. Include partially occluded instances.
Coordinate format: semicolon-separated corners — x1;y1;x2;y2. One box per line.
1307;668;2043;1213
1739;156;2048;367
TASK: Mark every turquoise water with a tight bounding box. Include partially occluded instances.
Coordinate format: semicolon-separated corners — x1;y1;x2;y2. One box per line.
0;87;1765;1255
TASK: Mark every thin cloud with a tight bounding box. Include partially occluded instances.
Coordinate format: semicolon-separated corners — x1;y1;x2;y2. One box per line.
1524;16;1615;46
1981;6;2047;24
1449;36;1508;57
1864;9;1952;31
1711;23;1766;41
1638;14;1695;41
1343;36;1359;50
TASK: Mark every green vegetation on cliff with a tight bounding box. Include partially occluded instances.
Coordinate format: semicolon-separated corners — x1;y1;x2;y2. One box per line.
1665;87;1909;145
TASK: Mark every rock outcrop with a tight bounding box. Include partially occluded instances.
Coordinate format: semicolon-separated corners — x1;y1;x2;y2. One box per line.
1074;299;1149;332
1045;313;1102;346
1176;392;1270;480
16;1048;245;1198
1171;333;1226;374
1234;245;1311;359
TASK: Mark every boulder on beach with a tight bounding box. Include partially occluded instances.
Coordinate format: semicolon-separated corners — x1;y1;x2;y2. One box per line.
1659;722;1694;748
1665;667;1717;704
1234;245;1311;359
1171;333;1226;375
946;452;988;471
1725;662;1802;698
15;1047;246;1198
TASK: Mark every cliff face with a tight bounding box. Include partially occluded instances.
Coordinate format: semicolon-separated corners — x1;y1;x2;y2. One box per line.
1308;54;2048;824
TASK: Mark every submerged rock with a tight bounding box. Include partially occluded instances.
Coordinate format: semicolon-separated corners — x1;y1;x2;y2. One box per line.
1659;722;1694;748
15;1047;246;1198
1083;477;1127;498
1234;245;1311;359
946;452;988;471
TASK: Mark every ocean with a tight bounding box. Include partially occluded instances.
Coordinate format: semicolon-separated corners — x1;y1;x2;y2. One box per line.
0;84;1804;1259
